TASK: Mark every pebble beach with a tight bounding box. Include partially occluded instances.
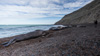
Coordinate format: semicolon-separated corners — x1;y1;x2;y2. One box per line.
0;23;100;56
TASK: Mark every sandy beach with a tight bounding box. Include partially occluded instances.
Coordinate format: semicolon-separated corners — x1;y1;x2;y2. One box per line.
0;23;100;56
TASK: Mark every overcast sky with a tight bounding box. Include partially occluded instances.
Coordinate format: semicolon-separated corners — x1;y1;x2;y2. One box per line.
0;0;93;25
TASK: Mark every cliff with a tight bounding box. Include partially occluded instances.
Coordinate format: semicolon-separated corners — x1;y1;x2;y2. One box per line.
55;0;100;25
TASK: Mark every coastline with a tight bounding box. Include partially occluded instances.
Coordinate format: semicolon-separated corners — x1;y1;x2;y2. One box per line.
0;25;56;38
0;23;100;56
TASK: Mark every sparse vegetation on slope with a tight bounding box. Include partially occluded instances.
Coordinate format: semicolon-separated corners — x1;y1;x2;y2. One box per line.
55;0;100;25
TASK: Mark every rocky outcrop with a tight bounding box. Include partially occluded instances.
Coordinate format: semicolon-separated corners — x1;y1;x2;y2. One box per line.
55;0;100;25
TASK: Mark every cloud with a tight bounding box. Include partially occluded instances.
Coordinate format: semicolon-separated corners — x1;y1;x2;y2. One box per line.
0;0;93;24
63;0;93;8
63;2;82;8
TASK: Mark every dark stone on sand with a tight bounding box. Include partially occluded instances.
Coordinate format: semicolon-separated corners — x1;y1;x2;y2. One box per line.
39;40;42;42
96;41;100;47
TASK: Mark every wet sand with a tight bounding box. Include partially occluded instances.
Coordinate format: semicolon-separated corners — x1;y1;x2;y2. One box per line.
0;23;100;56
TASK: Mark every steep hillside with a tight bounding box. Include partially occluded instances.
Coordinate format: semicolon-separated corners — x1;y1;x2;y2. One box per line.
55;0;100;25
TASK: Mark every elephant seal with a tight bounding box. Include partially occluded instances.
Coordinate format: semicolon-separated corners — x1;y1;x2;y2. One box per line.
49;26;67;31
1;30;49;47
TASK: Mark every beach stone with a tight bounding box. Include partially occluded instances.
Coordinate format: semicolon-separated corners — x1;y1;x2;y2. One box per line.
32;54;34;56
97;41;100;47
97;54;100;56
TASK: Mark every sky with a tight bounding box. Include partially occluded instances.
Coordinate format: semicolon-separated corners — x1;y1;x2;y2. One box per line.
0;0;93;25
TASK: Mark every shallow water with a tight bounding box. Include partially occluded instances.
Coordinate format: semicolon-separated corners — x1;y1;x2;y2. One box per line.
0;25;62;38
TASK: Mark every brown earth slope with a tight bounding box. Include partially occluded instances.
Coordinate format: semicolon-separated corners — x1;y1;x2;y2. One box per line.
55;0;100;25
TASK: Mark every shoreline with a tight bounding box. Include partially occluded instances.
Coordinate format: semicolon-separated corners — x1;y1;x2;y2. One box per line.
0;25;64;38
0;23;100;56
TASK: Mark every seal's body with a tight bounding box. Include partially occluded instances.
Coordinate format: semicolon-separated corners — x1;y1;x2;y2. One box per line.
2;30;48;47
15;30;46;41
49;26;67;31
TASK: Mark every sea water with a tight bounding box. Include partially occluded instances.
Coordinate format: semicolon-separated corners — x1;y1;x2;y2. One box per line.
0;25;62;38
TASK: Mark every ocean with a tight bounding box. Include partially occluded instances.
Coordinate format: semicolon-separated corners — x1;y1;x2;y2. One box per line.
0;25;62;38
